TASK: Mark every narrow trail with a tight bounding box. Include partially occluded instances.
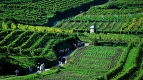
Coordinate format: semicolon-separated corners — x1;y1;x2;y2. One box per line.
3;42;90;80
33;42;90;72
46;42;90;69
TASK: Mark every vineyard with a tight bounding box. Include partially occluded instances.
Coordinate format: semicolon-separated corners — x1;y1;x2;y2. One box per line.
85;0;143;15
0;0;143;80
0;30;68;56
0;0;99;26
0;25;77;79
54;13;143;33
54;0;143;33
41;46;125;80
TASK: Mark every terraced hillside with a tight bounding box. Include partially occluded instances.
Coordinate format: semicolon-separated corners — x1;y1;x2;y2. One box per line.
0;0;108;26
78;33;143;80
0;0;143;80
86;0;143;15
54;0;143;33
54;17;143;33
42;46;125;80
0;27;77;77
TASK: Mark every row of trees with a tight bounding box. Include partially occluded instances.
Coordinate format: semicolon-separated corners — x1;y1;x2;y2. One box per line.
1;22;73;34
70;13;143;22
120;17;143;31
83;33;142;43
85;8;143;15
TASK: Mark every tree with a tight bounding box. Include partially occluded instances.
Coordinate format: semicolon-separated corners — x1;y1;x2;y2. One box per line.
11;23;17;30
2;22;8;30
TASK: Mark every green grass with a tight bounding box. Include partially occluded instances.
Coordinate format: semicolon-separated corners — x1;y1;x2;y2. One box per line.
3;68;59;80
9;56;37;68
122;47;138;71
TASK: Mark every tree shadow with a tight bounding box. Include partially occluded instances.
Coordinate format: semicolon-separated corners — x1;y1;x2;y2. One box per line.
0;58;27;76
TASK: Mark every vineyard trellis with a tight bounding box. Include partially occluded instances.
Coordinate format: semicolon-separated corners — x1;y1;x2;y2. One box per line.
1;0;143;79
0;0;94;26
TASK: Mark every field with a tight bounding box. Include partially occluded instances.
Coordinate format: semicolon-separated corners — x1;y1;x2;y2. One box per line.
54;20;143;32
0;0;143;80
0;0;98;26
42;46;124;80
54;0;143;33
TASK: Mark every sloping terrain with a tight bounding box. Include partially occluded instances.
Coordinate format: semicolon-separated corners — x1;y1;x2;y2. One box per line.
42;46;124;80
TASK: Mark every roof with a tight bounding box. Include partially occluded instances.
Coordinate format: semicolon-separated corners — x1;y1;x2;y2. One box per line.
90;25;94;28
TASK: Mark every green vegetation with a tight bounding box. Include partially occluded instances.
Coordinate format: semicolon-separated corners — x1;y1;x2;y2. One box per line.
1;68;59;80
85;0;143;15
0;0;94;26
41;46;125;80
54;17;143;33
0;24;77;79
54;0;143;33
0;0;143;79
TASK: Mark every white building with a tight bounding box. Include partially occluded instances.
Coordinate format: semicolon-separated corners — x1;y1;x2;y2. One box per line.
90;25;95;33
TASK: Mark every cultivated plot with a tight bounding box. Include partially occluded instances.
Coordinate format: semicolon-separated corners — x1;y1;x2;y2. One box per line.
43;45;125;80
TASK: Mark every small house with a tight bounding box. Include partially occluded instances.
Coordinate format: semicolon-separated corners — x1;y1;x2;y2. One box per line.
90;25;96;33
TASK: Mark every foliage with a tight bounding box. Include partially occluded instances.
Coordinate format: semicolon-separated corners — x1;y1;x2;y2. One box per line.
0;0;94;25
55;16;143;33
41;46;124;80
1;0;143;79
80;33;142;43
